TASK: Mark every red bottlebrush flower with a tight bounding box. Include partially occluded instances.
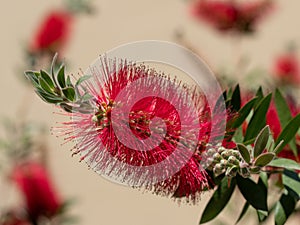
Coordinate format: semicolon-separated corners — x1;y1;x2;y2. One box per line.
273;53;300;85
266;98;300;161
190;0;273;34
236;0;273;33
59;57;226;202
191;0;237;31
266;101;282;139
30;10;73;53
11;161;61;221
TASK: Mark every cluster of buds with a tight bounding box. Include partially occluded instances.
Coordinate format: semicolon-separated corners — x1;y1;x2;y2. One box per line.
203;126;279;178
203;145;251;178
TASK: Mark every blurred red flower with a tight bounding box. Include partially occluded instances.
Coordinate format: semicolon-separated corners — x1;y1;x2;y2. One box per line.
30;10;73;53
11;161;61;221
191;0;273;34
266;101;282;139
273;53;300;85
266;99;300;161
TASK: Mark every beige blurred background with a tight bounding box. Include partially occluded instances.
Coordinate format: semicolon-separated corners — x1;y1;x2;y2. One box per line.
0;0;299;224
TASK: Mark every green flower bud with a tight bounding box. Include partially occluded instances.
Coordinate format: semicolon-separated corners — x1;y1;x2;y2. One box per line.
213;152;222;161
225;166;238;177
221;150;230;159
207;148;216;156
213;163;224;176
217;146;226;154
220;159;227;165
228;156;239;165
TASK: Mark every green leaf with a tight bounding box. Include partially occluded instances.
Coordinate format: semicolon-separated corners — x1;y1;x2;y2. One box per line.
231;84;241;112
272;140;284;154
275;114;300;154
59;103;74;113
236;175;268;211
235;202;249;224
244;94;272;143
259;172;268;188
39;77;53;94
24;71;40;85
274;89;292;128
254;87;264;109
40;70;55;89
66;75;72;87
231;97;257;129
50;53;59;86
268;158;300;171
81;93;93;102
62;87;76;102
76;75;92;86
283;173;300;196
253;126;270;158
254;152;275;167
57;65;66;88
36;90;63;104
274;89;297;154
257;210;268;222
275;193;297;225
237;144;250;164
200;177;236;224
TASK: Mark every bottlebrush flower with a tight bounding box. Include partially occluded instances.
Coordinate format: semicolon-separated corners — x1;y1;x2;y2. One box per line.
56;57;227;203
272;53;300;85
191;0;237;32
267;99;300;161
29;10;73;53
190;0;273;34
11;161;61;221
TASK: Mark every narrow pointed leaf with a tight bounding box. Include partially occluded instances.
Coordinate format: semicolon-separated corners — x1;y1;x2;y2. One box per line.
253;126;270;157
231;97;257;128
274;89;298;153
268;158;300;171
257;210;268;222
39;77;53;94
36;90;63;104
235;202;250;224
66;75;72;87
244;94;272;143
60;103;74;113
24;71;39;83
57;65;66;88
200;177;236;224
62;87;76;102
254;152;275;167
274;89;292;127
237;144;250;164
282;173;300;196
275;193;297;225
40;70;55;89
231;84;241;112
75;75;92;86
81;93;93;102
275;114;300;154
272;140;284;154
50;53;59;87
236;175;268;211
254;87;264;109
